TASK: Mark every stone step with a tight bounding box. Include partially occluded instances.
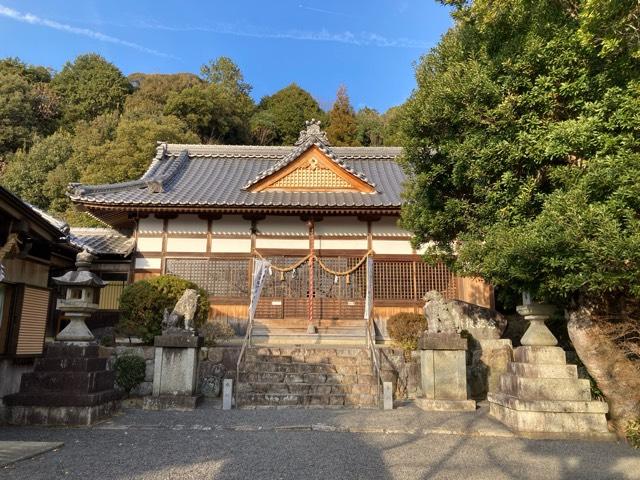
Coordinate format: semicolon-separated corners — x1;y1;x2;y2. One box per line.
246;353;370;367
251;334;367;346
19;370;116;394
499;374;591;401
242;361;336;374
238;382;377;396
3;389;121;407
513;346;566;365
507;362;578;379
239;371;375;385
44;344;101;359
35;357;108;373
237;392;378;408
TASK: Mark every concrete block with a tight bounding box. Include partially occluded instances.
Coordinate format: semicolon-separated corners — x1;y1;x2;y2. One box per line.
383;382;393;410
433;350;467;400
514;346;566;365
223;379;233;410
414;398;476;412
508;362;578;379
420;350;435;399
498;374;591;401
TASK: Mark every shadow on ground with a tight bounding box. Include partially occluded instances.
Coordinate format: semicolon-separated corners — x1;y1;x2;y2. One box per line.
0;402;638;480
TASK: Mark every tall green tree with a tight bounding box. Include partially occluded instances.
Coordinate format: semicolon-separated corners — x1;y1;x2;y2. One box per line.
355;107;384;146
0;58;59;156
255;84;325;145
124;73;202;118
165;57;254;143
326;85;358;146
401;0;640;432
52;53;131;127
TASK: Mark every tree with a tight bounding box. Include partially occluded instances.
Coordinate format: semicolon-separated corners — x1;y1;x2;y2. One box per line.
124;73;202;118
0;58;59;156
326;85;358;146
255;84;325;145
401;0;640;433
2;131;74;209
165;58;255;144
355;107;384;146
382;105;405;146
52;53;131;126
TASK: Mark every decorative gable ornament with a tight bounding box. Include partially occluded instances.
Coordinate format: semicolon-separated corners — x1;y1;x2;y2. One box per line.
245;120;376;193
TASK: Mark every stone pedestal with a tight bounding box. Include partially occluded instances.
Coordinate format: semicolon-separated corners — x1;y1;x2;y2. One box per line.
488;304;612;438
143;334;204;411
415;333;476;411
4;343;120;425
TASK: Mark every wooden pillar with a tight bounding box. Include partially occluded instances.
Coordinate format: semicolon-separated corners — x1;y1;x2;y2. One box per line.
307;218;316;334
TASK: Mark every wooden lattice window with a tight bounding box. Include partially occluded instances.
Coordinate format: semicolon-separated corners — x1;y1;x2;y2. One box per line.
374;260;458;301
165;258;250;298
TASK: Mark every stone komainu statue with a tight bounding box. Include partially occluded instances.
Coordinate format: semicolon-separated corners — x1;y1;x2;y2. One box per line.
162;288;200;334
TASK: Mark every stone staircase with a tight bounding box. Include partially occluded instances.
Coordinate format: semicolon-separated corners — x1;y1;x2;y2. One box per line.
251;318;367;346
237;346;379;408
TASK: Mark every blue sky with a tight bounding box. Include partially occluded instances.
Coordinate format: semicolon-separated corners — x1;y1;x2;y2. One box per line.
0;1;453;111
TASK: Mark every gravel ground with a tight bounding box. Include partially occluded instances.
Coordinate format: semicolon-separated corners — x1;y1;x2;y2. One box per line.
1;403;638;480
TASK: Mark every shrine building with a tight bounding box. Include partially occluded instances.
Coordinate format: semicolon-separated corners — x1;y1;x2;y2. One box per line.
68;121;492;344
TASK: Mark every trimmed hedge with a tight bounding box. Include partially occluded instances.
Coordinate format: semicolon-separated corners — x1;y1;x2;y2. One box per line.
114;354;146;395
117;275;209;344
387;312;427;350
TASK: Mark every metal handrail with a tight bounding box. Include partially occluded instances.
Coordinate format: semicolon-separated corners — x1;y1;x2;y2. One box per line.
366;308;383;407
234;314;254;407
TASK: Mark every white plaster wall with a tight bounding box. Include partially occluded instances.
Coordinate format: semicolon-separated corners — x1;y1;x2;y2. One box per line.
136;237;163;252
415;241;437;255
211;238;252;253
257;216;307;236
211;215;251;235
255;238;309;250
372;216;411;237
316;216;367;236
316;238;368;250
138;216;164;234
167;214;207;234
135;257;162;269
166;237;207;253
372;239;414;255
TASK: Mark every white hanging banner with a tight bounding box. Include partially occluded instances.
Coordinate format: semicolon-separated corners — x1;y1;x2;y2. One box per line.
364;255;374;320
249;257;271;321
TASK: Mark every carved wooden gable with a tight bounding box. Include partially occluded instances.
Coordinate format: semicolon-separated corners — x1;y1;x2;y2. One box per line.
249;145;375;193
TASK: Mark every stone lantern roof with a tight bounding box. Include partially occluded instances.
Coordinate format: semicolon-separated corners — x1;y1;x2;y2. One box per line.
52;249;106;288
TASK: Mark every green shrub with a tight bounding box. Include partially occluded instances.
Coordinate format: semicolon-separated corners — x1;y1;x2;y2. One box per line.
99;334;116;347
114;354;146;396
200;321;235;346
387;312;427;350
627;419;640;449
117;275;209;344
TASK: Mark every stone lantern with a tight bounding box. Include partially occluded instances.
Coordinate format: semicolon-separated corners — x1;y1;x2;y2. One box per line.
52;249;106;343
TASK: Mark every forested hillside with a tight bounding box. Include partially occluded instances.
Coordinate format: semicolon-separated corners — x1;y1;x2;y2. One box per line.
0;54;404;225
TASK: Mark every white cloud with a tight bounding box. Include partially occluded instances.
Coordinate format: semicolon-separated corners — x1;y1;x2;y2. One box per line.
0;4;176;59
140;21;430;49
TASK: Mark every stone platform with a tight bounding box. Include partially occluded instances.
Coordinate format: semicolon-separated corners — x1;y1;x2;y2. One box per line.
4;344;120;425
488;345;612;438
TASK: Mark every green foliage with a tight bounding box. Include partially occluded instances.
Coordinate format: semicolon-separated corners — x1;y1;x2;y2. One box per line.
401;0;640;306
117;275;209;344
124;73;202;117
627;418;640;448
2;131;74;209
0;58;58;155
114;354;146;395
256;83;325;144
200;321;235;346
327;85;359;146
52;54;131;126
355;107;384;146
387;312;427;350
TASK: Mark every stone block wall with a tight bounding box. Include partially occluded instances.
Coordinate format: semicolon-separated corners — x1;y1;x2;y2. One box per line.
102;344;241;397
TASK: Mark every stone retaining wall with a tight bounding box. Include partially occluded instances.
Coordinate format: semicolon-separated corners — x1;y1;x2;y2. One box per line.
102;344;241;397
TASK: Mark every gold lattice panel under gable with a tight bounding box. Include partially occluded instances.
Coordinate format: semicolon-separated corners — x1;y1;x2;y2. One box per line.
271;160;353;189
250;145;375;193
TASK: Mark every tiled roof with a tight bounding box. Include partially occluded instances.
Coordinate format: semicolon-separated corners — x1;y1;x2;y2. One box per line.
68;124;405;211
68;228;135;256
